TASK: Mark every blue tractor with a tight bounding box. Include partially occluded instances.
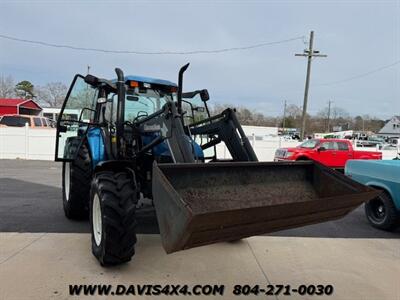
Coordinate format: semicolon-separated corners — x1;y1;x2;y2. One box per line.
55;64;380;266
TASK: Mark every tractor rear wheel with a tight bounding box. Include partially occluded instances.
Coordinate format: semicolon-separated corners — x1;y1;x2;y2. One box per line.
62;142;92;220
90;171;138;266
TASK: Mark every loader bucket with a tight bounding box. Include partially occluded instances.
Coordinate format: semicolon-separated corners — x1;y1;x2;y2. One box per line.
152;161;380;254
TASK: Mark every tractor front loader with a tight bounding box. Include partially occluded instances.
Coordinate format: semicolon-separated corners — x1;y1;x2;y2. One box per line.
55;64;379;266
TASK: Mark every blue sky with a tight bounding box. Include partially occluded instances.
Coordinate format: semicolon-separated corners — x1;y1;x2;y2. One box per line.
0;0;399;118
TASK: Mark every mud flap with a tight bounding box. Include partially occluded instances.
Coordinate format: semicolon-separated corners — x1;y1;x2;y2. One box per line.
152;161;380;254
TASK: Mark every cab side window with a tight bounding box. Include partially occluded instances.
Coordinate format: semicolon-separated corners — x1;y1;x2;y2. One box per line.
33;117;42;127
56;75;98;161
103;93;117;124
337;142;349;151
41;118;48;127
320;141;337;150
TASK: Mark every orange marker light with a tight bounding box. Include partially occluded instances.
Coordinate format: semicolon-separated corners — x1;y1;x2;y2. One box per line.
129;81;139;87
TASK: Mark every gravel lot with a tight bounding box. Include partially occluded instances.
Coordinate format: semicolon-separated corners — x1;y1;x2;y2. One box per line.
1;159;399;238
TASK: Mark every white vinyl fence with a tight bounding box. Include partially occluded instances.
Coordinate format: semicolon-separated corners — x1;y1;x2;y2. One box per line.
215;138;300;161
0;125;56;160
0;125;398;161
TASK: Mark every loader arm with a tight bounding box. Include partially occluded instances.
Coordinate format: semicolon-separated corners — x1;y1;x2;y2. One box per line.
135;101;195;163
189;108;258;161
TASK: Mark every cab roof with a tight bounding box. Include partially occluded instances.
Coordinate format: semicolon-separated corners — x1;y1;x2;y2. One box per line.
123;75;177;87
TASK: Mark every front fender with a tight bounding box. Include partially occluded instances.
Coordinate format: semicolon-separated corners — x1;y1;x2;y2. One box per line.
294;153;311;160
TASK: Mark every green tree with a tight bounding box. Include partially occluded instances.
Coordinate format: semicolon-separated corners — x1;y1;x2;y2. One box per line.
15;80;35;99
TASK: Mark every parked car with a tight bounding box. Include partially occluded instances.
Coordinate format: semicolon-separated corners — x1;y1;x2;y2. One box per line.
0;114;53;128
345;160;400;230
387;137;400;148
274;138;382;169
356;135;385;148
281;134;300;141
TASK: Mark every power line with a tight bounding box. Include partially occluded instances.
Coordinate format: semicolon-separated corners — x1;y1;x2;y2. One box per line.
0;33;304;55
315;60;400;86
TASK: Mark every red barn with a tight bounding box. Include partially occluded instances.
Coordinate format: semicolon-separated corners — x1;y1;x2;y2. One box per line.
0;98;42;116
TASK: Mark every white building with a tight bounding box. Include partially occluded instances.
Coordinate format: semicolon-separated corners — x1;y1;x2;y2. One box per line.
242;125;279;140
379;116;400;137
41;107;81;122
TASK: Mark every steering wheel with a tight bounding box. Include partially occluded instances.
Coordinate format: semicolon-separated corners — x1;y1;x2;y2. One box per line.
133;111;149;123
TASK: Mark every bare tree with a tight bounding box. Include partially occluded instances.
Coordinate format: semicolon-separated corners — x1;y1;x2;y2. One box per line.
36;82;68;107
208;102;384;134
331;107;349;120
283;104;303;129
316;107;329;119
0;75;16;98
286;104;302;118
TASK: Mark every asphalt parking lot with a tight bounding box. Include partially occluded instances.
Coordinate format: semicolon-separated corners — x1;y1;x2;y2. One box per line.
1;159;400;238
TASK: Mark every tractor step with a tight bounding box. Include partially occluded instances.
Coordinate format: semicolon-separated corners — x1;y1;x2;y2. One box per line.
152;161;380;254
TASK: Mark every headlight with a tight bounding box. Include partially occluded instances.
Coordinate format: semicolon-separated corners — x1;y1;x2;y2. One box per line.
285;151;294;158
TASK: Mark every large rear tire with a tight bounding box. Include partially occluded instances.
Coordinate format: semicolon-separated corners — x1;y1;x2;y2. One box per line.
90;171;138;266
365;190;400;231
62;142;92;220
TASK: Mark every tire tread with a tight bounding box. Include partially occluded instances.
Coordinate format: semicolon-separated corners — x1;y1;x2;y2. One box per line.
63;142;92;219
91;171;138;266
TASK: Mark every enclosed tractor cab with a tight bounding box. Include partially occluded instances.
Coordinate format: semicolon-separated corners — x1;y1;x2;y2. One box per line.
55;64;379;266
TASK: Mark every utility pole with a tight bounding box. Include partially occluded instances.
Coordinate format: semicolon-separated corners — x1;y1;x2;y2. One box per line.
282;100;287;135
295;31;327;140
326;100;332;132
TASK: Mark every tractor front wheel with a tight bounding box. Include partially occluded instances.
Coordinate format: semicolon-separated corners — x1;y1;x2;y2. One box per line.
90;171;139;266
62;142;92;220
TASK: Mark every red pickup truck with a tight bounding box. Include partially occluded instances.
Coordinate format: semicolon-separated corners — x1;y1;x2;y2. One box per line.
274;139;382;168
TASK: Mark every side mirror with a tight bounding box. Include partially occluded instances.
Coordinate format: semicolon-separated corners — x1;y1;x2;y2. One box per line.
318;146;326;152
200;89;210;101
84;74;99;86
78;107;96;122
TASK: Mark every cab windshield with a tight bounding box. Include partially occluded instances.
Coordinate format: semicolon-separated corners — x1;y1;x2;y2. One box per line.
124;88;176;122
182;95;208;126
298;139;319;149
